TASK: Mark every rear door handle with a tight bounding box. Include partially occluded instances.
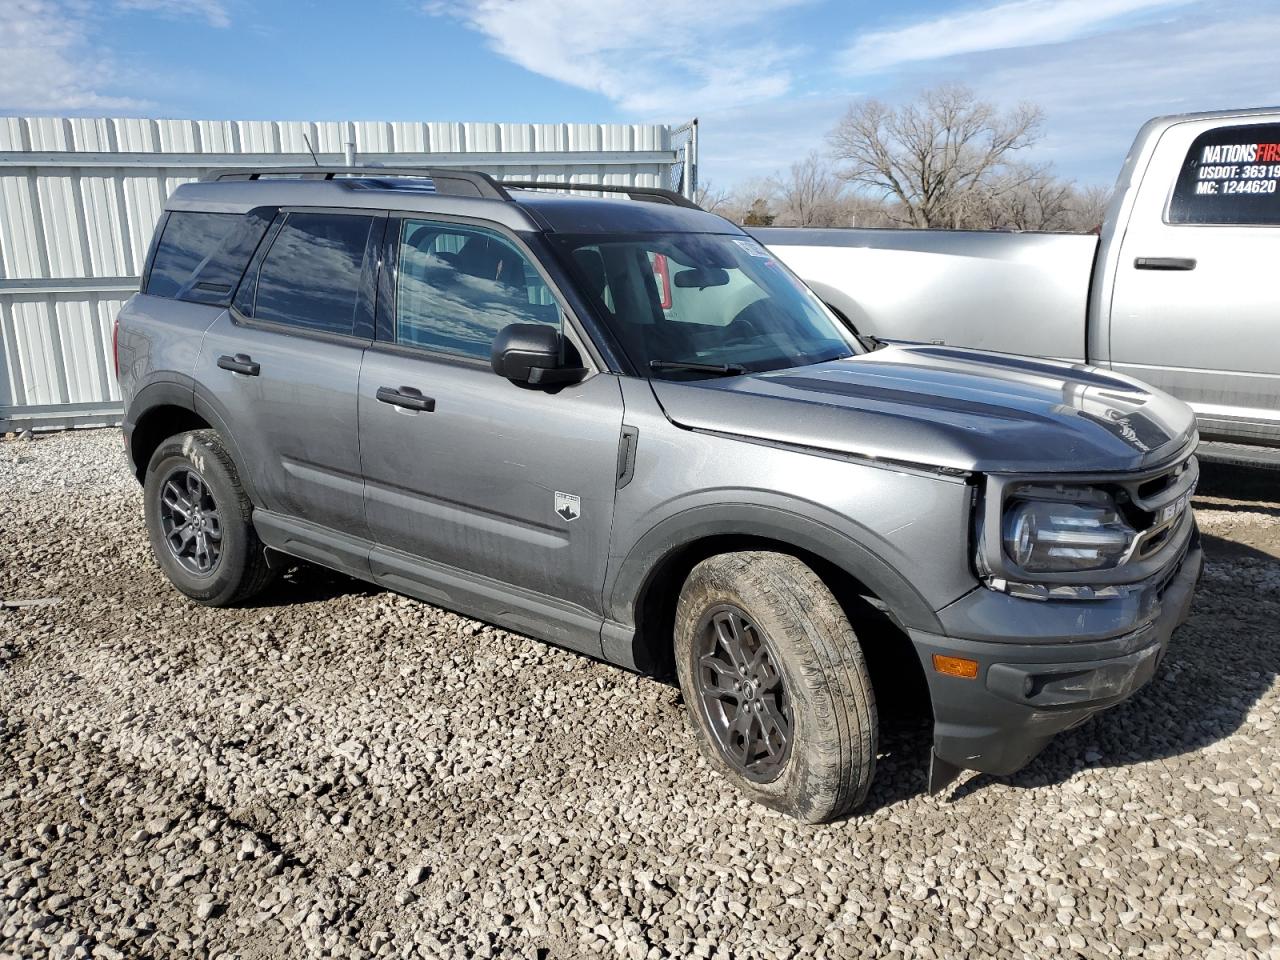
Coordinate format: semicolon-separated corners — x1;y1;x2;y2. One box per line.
217;353;260;376
1134;257;1197;271
376;385;435;412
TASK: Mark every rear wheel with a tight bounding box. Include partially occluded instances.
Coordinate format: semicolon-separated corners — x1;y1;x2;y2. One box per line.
143;429;275;606
675;551;877;822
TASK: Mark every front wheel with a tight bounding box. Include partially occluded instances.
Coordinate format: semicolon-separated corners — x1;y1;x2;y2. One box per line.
674;551;878;822
142;429;275;607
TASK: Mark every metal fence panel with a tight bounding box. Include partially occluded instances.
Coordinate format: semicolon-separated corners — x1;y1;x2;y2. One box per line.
0;116;681;429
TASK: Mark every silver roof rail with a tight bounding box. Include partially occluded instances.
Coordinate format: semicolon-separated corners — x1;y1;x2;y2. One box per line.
199;167;705;210
501;179;702;209
200;166;511;201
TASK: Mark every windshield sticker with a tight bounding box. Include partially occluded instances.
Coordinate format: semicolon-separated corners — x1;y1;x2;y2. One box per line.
731;237;772;259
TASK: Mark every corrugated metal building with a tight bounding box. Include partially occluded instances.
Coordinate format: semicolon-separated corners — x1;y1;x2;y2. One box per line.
0;116;693;430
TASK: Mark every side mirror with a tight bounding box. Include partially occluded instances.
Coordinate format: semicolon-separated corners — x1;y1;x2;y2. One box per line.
490;323;586;386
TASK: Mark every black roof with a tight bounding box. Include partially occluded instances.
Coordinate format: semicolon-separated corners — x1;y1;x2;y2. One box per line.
196;166;741;236
186;168;747;236
511;191;743;235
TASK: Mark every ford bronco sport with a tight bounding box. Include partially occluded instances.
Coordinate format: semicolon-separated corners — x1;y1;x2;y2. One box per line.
115;167;1203;822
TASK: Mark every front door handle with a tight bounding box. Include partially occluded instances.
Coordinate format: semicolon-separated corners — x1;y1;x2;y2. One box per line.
376;385;435;412
217;353;260;376
1134;256;1197;271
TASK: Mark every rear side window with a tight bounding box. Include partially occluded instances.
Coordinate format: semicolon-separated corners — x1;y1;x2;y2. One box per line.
1169;122;1280;225
248;212;375;335
394;219;558;359
146;212;241;300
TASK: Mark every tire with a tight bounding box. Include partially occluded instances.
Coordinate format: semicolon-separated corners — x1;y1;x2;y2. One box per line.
674;551;878;822
142;429;275;607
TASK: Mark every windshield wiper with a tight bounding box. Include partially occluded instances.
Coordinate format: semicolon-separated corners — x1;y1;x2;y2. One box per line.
648;360;747;377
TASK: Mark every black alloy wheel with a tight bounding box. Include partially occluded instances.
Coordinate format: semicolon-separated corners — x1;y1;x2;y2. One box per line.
157;465;223;576
693;603;793;782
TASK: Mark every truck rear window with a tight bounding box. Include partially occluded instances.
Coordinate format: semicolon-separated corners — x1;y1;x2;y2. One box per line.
1169;122;1280;225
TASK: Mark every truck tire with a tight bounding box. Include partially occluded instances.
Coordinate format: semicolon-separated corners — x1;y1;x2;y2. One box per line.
142;429;275;607
674;551;878;822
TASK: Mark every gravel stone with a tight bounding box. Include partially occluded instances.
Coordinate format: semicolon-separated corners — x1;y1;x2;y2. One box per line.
1;430;1277;959
195;900;219;921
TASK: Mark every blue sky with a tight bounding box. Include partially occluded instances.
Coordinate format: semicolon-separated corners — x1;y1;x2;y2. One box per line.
3;0;1280;190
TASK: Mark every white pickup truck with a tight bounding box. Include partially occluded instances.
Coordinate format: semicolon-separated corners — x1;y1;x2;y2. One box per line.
755;106;1280;467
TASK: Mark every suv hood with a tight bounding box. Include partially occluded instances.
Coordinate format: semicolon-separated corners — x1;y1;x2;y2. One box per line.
649;344;1198;474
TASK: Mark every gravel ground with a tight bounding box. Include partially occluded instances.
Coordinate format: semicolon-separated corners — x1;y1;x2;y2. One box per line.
1;429;1277;960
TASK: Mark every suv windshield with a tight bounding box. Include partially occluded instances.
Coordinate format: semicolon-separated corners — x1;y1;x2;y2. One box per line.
554;232;859;378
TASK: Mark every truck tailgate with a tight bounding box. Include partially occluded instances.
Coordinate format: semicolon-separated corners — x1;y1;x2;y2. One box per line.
754;228;1099;362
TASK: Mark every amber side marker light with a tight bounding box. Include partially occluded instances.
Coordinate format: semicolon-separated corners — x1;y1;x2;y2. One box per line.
932;654;980;679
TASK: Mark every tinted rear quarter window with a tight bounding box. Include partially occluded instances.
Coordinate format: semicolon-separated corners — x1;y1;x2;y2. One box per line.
248;212;375;335
1169;122;1280;225
146;212;241;299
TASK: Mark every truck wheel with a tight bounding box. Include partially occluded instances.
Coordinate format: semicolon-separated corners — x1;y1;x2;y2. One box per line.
142;429;275;607
674;551;877;822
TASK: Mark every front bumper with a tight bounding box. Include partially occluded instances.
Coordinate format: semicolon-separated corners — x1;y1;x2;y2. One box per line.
910;533;1203;787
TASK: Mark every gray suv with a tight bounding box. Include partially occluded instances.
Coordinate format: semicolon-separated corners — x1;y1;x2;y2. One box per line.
116;167;1204;822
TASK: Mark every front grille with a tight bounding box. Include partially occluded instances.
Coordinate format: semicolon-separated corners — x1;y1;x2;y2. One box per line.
1137;472;1176;501
1113;454;1198;566
1139;524;1174;559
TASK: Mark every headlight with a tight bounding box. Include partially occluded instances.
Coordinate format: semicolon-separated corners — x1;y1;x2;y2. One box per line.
1001;497;1136;573
977;460;1197;599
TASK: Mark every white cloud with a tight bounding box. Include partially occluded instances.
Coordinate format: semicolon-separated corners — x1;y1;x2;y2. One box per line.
700;1;1280;191
117;0;231;28
967;10;1280;183
426;0;810;115
0;0;149;111
843;0;1194;73
695;93;856;186
0;0;232;114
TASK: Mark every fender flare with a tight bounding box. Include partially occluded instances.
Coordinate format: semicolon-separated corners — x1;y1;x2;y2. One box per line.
606;501;944;637
125;376;262;507
123;376;197;473
124;377;194;429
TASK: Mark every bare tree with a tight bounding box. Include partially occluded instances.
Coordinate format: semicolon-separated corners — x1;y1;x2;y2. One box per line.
713;178;779;226
1021;173;1075;230
843;195;898;228
769;152;849;227
828;84;1044;228
694;179;733;214
964;173;1113;232
964;165;1074;230
1065;183;1113;234
710;86;1105;234
741;197;777;226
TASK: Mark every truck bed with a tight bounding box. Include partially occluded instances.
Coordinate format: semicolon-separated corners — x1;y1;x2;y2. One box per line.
754;227;1099;363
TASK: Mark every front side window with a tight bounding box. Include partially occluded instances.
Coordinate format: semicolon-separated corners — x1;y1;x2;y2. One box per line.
555;232;858;378
146;212;240;300
249;212;374;335
1169;122;1280;225
394;220;558;359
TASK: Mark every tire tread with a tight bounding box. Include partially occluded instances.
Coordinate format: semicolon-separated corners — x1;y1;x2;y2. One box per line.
143;429;275;607
674;550;878;822
186;429;274;605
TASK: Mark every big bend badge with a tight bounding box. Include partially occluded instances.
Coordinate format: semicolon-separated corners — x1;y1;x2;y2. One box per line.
555;492;581;522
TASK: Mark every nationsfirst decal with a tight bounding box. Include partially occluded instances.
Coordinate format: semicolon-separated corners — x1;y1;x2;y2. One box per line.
1200;142;1280;164
1187;137;1280;201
